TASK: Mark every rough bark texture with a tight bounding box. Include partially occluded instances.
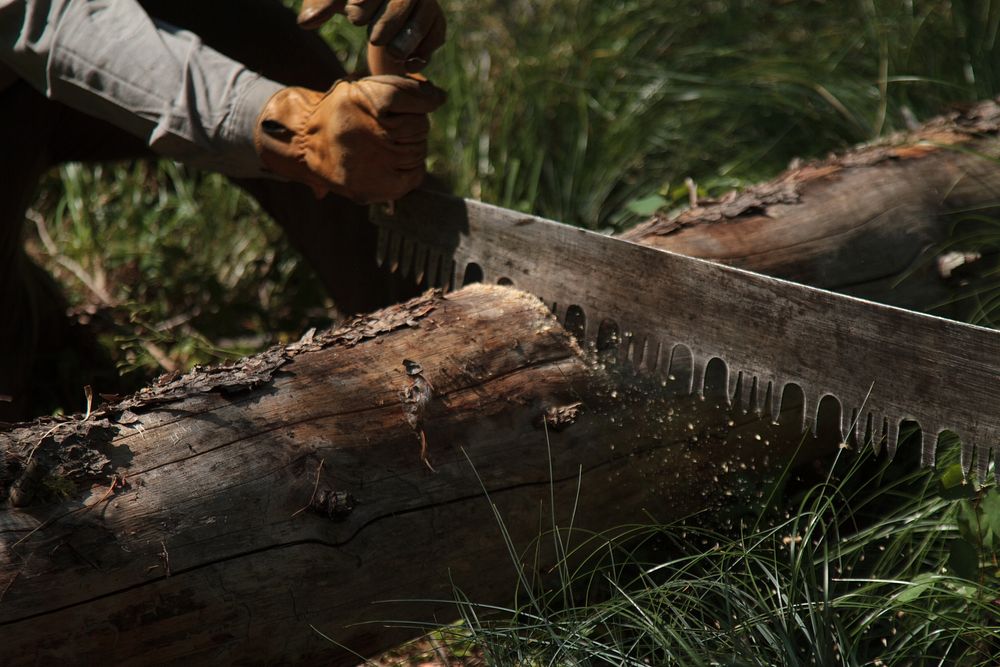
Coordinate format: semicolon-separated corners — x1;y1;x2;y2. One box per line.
623;97;1000;320
0;285;818;666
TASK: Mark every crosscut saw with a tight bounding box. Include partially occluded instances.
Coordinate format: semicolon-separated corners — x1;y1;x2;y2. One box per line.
364;43;997;481
371;189;1000;482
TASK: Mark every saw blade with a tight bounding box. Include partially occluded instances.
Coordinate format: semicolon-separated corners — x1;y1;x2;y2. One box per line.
371;190;1000;481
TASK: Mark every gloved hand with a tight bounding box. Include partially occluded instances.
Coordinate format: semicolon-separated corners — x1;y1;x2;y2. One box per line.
297;0;446;70
254;75;446;203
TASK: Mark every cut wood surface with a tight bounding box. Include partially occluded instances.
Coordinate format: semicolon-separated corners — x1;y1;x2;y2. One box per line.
623;97;1000;319
0;285;823;666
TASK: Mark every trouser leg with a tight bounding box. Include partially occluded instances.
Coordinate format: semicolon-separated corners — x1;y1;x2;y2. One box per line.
0;83;129;422
0;83;44;421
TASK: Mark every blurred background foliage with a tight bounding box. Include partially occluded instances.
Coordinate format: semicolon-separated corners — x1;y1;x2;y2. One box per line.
24;0;1000;383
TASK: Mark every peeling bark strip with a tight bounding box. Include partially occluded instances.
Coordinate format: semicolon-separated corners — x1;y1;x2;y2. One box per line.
0;285;825;665
622;97;1000;320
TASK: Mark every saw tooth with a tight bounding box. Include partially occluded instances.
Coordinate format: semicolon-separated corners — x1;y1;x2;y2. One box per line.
991;445;999;485
440;257;456;291
885;417;901;459
616;328;632;366
958;432;975;477
627;333;647;371
797;386;812;435
563;305;587;343
767;380;781;422
734;372;755;413
728;368;744;409
387;231;403;273
920;427;938;468
412;243;429;285
968;425;1000;483
639;338;662;374
843;390;873;442
399;237;416;278
870;413;885;455
620;330;646;371
975;441;994;484
689;355;708;398
376;225;390;267
846;408;864;446
748;376;768;416
855;410;876;449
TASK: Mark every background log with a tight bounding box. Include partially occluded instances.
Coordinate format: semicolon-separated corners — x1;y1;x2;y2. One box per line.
623;98;1000;321
0;285;823;666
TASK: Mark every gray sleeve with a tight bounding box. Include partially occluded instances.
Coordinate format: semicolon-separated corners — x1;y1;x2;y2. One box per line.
0;0;285;177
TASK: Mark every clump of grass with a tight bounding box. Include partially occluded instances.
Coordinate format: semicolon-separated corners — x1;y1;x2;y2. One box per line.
427;437;1000;666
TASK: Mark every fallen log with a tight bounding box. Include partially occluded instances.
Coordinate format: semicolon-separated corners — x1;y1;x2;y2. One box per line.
0;285;821;665
623;97;1000;320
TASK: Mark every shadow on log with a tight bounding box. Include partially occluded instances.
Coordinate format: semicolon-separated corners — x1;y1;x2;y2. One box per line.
0;285;830;665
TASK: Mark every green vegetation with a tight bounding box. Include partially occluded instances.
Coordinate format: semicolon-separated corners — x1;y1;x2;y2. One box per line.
423;439;1000;665
19;0;1000;663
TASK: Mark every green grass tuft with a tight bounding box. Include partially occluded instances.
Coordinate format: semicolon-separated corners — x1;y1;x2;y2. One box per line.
429;439;1000;666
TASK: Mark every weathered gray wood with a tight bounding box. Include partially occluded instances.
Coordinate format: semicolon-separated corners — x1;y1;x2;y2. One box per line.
0;285;819;666
623;98;1000;319
376;185;1000;479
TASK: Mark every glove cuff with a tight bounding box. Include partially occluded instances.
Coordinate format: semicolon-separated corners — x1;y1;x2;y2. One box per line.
254;84;339;198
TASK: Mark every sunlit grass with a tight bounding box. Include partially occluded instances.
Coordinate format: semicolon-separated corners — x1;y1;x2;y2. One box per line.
387;438;999;665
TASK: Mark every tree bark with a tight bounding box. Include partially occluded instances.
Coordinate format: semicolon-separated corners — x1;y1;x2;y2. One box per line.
0;285;819;666
623;97;1000;321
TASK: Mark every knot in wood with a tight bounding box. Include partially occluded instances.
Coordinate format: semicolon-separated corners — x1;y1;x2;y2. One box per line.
401;359;433;432
309;489;356;521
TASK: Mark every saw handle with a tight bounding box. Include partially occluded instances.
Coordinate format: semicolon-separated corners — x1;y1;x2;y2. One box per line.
367;43;430;212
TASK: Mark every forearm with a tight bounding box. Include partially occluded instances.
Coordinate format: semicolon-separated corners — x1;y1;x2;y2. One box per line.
0;0;283;177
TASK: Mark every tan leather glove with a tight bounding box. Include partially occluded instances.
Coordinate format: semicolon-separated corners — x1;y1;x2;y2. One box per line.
297;0;446;69
254;75;445;203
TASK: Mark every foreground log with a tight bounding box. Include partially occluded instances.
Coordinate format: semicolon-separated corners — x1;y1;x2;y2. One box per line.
0;285;823;665
624;97;1000;319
